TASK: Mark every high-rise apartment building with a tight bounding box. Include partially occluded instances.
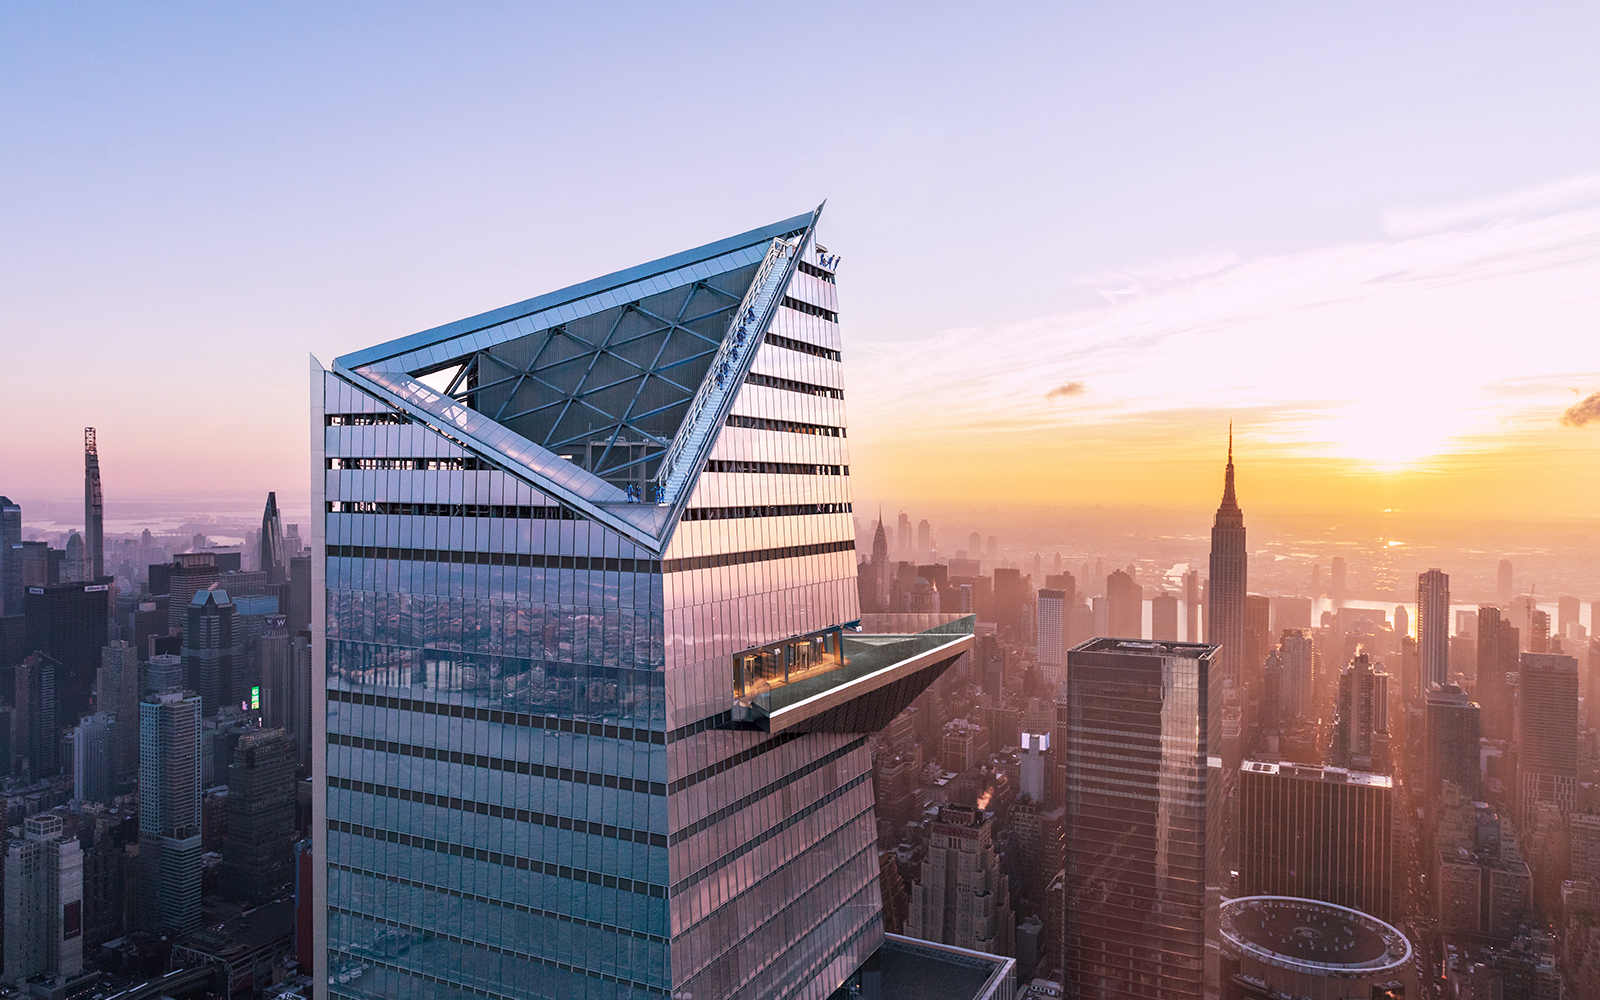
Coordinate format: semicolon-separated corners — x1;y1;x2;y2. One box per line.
1063;637;1219;999
1036;589;1065;678
99;640;141;784
139;689;203;934
1208;430;1246;769
220;727;297;903
1418;569;1450;694
1335;652;1390;771
261;491;287;583
1517;652;1578;822
312;210;973;1000
84;427;104;581
15;652;59;779
1237;760;1394;919
3;813;84;985
0;495;20;614
1477;606;1520;741
184;587;242;715
906;805;1014;958
73;711;115;804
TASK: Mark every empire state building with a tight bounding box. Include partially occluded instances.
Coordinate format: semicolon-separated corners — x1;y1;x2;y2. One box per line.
1208;427;1247;768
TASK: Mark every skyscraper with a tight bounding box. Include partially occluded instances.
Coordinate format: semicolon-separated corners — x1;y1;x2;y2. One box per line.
261;491;287;583
1417;570;1451;695
1208;427;1246;767
1150;591;1179;641
905;805;1015;958
84;427;104;581
15;652;59;779
220;727;297;903
0;496;20;614
184;587;242;715
73;711;115;804
897;511;911;560
917;518;931;563
164;552;220;635
313;210;974;1000
98;640;141;785
1497;559;1514;607
1104;569;1142;639
139;689;203;934
3;813;84;985
1335;652;1390;771
1425;683;1481;800
1516;652;1578;822
1237;760;1394;919
1477;606;1520;741
1063;637;1219;999
1183;569;1200;642
1037;589;1066;678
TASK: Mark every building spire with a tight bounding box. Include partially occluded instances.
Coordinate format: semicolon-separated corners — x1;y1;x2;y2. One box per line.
1220;423;1238;510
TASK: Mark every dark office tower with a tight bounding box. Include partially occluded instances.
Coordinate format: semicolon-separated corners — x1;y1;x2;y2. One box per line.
314;210;975;1000
1517;653;1578;823
1151;592;1179;641
15;653;58;779
1237;760;1394;919
1418;569;1450;694
287;554;311;636
1104;569;1142;639
1477;606;1520;741
139;689;202;934
1335;652;1390;772
1244;593;1270;677
183;588;241;715
84;427;104;581
917;518;931;563
1426;684;1481;800
165;552;218;636
1064;638;1219;999
1498;559;1514;607
993;566;1026;637
1183;569;1200;642
25;579;112;723
0;496;19;614
260;492;286;584
219;727;296;903
1331;556;1347;599
98;640;140;784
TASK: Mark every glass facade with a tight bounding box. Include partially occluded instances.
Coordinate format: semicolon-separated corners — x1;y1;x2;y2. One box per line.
314;210;947;1000
1062;638;1219;1000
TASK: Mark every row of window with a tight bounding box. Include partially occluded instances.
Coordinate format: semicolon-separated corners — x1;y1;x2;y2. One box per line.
796;260;835;284
671;737;866;846
780;295;839;324
327;412;410;426
326;906;668;996
670;775;870;895
680;502;852;523
725;414;845;438
661;539;855;575
326;730;669;796
328;457;493;471
325;544;661;575
327;688;665;745
668;731;803;794
329;775;668;847
744;372;844;400
703;459;848;476
763;332;841;362
323;538;853;575
330;860;668;944
329;819;668;898
326;501;581;520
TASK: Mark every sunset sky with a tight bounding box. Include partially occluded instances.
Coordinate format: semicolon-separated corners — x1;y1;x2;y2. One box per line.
3;4;1598;527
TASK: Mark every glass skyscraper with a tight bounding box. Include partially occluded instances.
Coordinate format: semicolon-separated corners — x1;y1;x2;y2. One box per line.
312;207;973;1000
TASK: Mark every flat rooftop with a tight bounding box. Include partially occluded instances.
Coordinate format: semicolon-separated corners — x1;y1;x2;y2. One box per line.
1070;637;1219;657
881;934;1015;1000
1241;760;1393;788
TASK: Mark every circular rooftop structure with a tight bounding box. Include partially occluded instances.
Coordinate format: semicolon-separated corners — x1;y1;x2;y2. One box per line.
1220;896;1412;979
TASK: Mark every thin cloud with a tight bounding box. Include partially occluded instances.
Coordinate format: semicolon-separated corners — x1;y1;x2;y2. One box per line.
1381;172;1600;239
1046;381;1087;400
1562;391;1600;428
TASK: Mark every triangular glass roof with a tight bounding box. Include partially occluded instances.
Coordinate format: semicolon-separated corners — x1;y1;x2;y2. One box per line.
333;207;821;551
